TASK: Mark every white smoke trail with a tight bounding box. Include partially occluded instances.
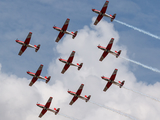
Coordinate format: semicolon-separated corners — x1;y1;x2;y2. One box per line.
114;19;160;40
120;56;160;73
58;113;79;120
122;86;160;103
89;100;137;120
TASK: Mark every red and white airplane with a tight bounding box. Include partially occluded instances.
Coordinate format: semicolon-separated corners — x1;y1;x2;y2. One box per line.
15;32;40;56
92;1;116;25
59;51;83;74
98;38;121;61
101;69;125;91
27;64;51;86
68;84;91;105
37;97;60;118
53;18;78;42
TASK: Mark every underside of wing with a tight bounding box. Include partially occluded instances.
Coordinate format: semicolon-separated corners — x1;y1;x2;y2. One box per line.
67;51;75;63
24;32;32;44
55;32;64;42
35;64;43;76
61;18;70;31
18;46;27;56
99;51;108;61
61;64;70;74
100;1;109;13
29;77;38;86
103;82;112;91
106;38;114;50
94;15;103;25
45;97;52;108
39;109;47;118
76;84;84;95
110;69;118;81
69;96;78;105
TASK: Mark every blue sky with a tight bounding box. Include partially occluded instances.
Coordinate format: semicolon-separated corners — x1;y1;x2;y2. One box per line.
0;0;160;120
0;0;160;84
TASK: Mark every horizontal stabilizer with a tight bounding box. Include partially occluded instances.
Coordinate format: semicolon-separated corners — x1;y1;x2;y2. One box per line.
72;31;78;39
46;76;51;83
116;50;121;58
55;108;60;115
111;13;116;22
35;44;40;52
86;95;91;102
78;63;83;70
120;80;125;88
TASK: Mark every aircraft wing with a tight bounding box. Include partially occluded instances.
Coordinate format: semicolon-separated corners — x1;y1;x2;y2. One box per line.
29;77;38;86
94;15;103;25
103;82;112;91
35;64;43;76
61;18;70;31
76;84;84;95
45;97;52;108
18;46;27;56
99;51;109;61
67;51;75;63
24;32;32;44
100;1;109;13
69;96;78;105
55;32;65;42
38;108;47;118
106;38;114;50
110;69;118;81
61;64;70;74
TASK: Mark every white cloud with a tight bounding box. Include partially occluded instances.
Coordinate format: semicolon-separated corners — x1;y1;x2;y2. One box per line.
1;18;160;120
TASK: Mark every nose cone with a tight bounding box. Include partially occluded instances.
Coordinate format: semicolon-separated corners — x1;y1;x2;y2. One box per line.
101;76;104;79
53;26;56;29
59;58;62;61
92;9;95;11
97;45;101;48
15;40;19;42
27;71;30;74
67;90;70;93
36;103;40;106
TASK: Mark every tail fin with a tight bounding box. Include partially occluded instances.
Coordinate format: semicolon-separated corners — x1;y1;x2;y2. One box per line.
78;63;83;70
120;80;125;88
111;13;116;22
86;95;91;102
35;44;40;52
55;108;60;115
115;50;121;58
72;31;78;39
46;76;51;83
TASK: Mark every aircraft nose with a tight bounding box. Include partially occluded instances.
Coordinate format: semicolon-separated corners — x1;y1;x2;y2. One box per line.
92;9;95;11
59;58;62;61
67;90;70;93
36;103;39;106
